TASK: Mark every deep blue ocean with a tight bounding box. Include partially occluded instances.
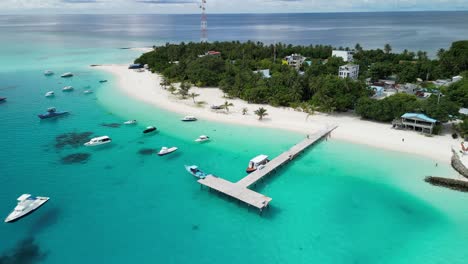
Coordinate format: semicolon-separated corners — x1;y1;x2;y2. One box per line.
1;12;468;264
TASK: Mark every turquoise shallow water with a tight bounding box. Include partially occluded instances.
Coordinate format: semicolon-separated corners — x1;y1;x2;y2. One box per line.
1;14;468;264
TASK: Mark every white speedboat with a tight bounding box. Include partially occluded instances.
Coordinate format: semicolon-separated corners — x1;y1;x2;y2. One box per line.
195;135;210;142
62;86;74;92
44;70;54;76
124;120;137;125
84;90;93;94
84;136;112;147
45;91;55;97
61;72;73;78
246;154;269;173
181;116;197;122
4;194;49;223
158;147;178;156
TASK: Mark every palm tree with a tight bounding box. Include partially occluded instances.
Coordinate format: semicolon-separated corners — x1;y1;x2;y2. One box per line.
254;107;268;120
178;82;191;99
354;43;363;52
168;85;176;94
189;92;200;103
437;48;446;59
242;107;248;115
384;43;392;54
160;78;170;90
223;101;234;112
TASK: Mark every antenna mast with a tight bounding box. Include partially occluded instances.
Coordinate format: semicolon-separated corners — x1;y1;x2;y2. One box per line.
200;0;208;42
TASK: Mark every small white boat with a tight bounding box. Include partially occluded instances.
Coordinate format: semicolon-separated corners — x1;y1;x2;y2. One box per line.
184;165;208;179
84;90;93;94
61;72;73;78
44;70;54;76
45;91;55;97
5;194;49;223
195;135;210;142
84;136;112;147
62;86;74;92
158;147;178;156
123;120;137;125
246;154;269;173
181;116;197;122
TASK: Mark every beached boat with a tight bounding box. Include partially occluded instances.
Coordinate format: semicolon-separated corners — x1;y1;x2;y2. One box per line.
143;126;157;134
246;155;269;173
84;90;93;94
84;136;112;147
38;107;69;119
123;120;137;125
62;86;74;92
158;147;178;156
61;72;73;78
195;135;210;142
45;91;55;97
44;70;54;76
210;105;223;110
185;165;208;179
181;116;197;122
99;80;108;83
4;194;49;223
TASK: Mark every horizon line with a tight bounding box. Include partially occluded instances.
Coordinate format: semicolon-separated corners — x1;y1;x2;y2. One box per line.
1;10;468;15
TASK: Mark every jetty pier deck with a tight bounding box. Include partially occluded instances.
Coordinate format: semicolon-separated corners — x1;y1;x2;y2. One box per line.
198;126;337;212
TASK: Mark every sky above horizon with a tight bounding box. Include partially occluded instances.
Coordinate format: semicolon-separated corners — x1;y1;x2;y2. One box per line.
1;0;468;14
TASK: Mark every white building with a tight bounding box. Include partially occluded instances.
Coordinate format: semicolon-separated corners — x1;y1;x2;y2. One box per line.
332;50;354;62
339;64;359;80
284;54;306;69
453;75;463;83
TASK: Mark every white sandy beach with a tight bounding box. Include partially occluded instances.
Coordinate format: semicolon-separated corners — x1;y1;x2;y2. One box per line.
96;64;460;164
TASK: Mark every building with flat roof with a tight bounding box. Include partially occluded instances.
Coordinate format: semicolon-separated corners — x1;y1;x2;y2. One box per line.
253;69;271;78
283;54;306;69
332;50;354;62
400;113;437;134
339;64;359;80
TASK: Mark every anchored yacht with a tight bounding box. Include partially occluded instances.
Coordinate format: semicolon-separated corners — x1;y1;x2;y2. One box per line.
4;194;49;223
84;136;112;147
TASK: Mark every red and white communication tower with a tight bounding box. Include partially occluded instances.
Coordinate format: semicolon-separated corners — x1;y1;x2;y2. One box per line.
200;0;208;42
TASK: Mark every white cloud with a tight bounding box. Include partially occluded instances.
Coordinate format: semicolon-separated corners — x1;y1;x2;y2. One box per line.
0;0;467;14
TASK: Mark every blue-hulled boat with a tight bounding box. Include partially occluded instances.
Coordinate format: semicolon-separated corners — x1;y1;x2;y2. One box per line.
38;107;69;120
185;165;208;179
0;97;6;102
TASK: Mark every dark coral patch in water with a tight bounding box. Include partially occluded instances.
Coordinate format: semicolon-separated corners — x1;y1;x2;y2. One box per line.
138;148;156;155
192;224;199;231
61;153;91;164
55;132;93;149
0;237;47;264
101;123;121;128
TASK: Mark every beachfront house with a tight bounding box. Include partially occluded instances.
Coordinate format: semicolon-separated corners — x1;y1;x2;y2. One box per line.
400;113;437;134
283;54;306;69
332;50;354;62
338;64;359;80
253;69;271;78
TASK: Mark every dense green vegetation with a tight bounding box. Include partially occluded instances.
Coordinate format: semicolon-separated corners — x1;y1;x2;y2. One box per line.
136;40;468;131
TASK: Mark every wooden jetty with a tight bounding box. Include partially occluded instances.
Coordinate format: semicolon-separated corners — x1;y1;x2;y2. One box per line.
198;126;337;212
